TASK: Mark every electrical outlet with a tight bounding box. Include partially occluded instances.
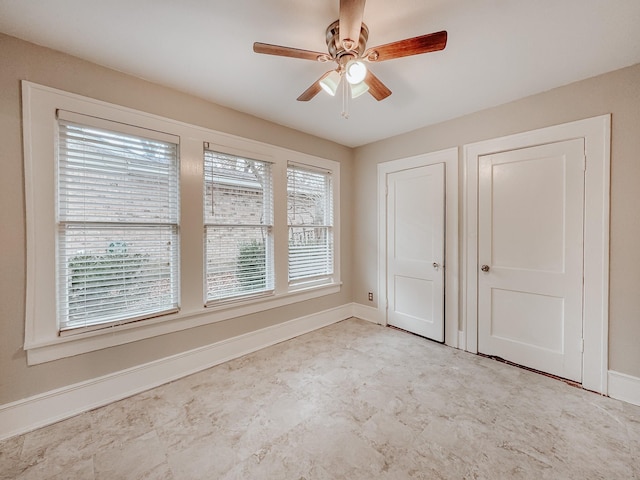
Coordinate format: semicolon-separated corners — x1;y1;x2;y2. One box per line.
368;292;373;302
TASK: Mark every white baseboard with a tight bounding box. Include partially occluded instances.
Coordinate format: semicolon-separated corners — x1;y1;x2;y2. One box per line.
6;308;637;442
0;304;352;441
608;370;640;407
351;303;384;325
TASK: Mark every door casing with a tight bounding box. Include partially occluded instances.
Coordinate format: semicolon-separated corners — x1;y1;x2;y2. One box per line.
378;148;459;347
463;115;611;394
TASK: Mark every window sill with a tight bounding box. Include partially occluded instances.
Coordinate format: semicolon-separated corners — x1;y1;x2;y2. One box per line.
25;282;341;365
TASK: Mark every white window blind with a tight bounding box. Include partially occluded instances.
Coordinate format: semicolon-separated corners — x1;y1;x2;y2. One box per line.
204;149;274;303
287;163;334;283
57;111;180;333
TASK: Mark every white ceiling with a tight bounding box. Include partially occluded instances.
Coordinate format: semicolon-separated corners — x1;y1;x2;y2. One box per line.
1;0;640;147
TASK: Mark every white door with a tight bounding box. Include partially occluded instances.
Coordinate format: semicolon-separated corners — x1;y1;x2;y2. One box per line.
477;139;585;381
387;163;445;341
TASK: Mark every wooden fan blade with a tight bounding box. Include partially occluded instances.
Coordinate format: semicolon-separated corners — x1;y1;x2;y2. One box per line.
364;70;392;101
339;0;366;51
365;30;447;62
253;42;329;62
297;71;333;101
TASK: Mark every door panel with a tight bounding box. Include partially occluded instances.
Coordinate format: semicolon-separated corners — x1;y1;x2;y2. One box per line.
490;289;564;352
394;275;435;320
387;163;444;341
490;156;565;272
478;139;585;381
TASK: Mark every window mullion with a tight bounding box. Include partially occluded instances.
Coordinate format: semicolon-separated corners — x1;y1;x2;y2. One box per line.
271;161;289;295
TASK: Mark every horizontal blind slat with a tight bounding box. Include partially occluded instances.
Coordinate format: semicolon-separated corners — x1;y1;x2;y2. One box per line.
204;149;274;303
287;163;333;283
205;226;273;301
57;119;180;331
57;109;180;144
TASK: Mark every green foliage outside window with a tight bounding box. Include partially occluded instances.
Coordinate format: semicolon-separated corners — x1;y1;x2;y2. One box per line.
236;240;266;291
68;244;150;320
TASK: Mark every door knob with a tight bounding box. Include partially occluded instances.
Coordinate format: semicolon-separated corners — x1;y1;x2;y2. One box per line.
433;262;440;270
481;264;490;272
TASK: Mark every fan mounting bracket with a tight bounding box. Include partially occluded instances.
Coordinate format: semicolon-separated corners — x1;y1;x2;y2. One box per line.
325;20;369;61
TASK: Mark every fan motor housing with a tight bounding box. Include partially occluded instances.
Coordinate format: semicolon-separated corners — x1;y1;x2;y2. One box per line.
326;20;369;60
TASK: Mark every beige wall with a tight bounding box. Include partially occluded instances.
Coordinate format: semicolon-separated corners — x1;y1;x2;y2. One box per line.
0;33;353;404
2;29;639;407
354;62;640;378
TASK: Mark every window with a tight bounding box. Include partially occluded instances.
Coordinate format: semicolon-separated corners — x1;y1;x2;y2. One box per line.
287;163;334;285
56;111;180;333
204;148;273;303
22;82;340;364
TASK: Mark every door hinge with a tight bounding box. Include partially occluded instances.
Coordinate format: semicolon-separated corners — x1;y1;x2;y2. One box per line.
582;154;587;171
580;338;584;353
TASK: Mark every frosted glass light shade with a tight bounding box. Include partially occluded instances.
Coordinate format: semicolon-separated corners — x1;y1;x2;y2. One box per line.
350;81;369;98
345;60;367;85
319;70;341;96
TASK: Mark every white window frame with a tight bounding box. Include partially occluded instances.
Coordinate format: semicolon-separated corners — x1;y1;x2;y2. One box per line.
56;110;181;334
22;81;341;365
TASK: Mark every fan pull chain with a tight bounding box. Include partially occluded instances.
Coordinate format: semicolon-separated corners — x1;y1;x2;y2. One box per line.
341;76;350;119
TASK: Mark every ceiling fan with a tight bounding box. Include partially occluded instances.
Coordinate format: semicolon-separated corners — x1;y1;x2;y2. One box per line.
253;0;447;103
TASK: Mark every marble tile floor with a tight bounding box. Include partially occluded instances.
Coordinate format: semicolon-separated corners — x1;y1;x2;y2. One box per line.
2;318;639;479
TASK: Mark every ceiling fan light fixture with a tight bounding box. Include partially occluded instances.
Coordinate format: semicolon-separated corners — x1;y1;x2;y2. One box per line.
254;0;448;106
319;70;342;96
345;59;367;84
350;81;369;98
